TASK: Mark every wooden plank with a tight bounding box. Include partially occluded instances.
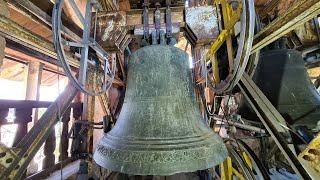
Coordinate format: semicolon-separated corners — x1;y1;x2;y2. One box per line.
5;39;67;76
25;157;78;180
7;0;81;42
46;160;81;180
25;61;43;101
252;0;320;54
123;6;184;27
98;0;119;11
0;100;82;109
0;14;80;68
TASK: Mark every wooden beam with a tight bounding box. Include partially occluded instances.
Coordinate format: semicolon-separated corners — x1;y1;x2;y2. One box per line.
0;14;80;67
0;0;9;69
98;92;113;117
7;0;81;42
252;0;320;54
258;0;280;19
42;160;81;180
0;15;125;86
25;61;43;101
0;100;82;109
25;157;79;180
98;0;119;11
119;0;131;11
0;62;25;79
96;6;185;29
125;7;184;27
5;40;65;75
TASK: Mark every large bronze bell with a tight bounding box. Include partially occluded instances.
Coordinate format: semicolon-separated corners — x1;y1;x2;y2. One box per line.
253;49;320;129
93;45;227;175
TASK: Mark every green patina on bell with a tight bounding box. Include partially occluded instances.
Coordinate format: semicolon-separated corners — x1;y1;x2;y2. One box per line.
93;45;227;175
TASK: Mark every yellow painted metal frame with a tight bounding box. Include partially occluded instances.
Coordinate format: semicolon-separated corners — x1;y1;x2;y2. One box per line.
206;0;242;84
298;133;320;177
220;148;253;180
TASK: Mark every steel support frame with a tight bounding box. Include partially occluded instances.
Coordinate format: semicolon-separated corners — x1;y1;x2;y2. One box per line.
0;83;78;179
251;0;320;54
238;73;312;179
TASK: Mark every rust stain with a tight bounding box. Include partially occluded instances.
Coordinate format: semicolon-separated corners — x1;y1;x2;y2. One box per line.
186;6;219;42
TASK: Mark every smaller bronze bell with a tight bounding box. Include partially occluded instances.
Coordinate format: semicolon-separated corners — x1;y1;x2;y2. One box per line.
93;45;227;175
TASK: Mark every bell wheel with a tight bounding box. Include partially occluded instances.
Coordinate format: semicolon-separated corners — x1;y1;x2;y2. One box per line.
53;0;116;96
204;0;255;94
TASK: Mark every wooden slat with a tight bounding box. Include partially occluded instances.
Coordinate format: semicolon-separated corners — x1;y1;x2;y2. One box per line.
0;100;82;109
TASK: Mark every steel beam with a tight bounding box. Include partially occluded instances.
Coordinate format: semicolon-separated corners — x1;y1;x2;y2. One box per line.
238;73;312;179
251;0;320;54
0;83;78;180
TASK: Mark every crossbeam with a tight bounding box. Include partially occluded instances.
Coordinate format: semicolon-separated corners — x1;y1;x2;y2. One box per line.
7;0;81;42
0;14;79;68
252;0;320;54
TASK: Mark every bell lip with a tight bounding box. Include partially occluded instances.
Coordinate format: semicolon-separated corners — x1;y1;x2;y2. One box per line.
93;144;228;176
93;134;228;176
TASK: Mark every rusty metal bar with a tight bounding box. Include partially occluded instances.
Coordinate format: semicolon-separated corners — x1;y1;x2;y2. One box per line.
0;83;78;180
251;0;320;54
212;115;266;133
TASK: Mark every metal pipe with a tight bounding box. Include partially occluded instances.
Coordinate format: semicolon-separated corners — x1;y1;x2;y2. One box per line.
212;115;266;133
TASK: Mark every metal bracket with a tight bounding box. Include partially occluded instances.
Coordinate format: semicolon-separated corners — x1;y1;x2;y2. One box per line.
154;2;161;43
142;0;150;45
165;0;172;39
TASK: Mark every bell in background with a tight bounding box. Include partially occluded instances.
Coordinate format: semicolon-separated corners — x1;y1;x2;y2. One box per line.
253;49;320;130
93;45;227;175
